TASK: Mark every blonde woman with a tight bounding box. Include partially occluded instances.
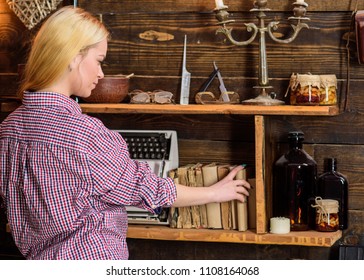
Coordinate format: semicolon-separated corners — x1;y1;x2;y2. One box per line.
0;6;250;260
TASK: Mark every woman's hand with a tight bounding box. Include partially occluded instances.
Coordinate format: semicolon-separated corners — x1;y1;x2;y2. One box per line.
172;165;251;207
209;164;251;203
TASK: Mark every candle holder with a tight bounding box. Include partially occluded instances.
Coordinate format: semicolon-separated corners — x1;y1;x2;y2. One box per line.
214;0;310;105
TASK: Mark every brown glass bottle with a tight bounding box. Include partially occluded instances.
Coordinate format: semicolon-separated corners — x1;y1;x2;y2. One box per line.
316;158;348;230
273;131;317;231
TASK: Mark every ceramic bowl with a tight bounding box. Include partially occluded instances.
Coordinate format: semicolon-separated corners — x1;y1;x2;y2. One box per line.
82;75;131;103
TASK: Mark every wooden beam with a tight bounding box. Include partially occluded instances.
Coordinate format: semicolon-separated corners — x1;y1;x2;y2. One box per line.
79;104;340;116
127;226;342;247
255;115;267;234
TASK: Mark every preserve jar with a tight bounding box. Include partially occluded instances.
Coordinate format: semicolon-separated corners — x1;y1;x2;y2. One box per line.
312;197;339;232
289;73;321;105
319;75;337;105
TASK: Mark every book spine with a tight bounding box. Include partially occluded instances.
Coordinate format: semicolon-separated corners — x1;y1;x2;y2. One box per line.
218;165;232;230
168;169;179;228
235;168;248;231
202;164;222;229
188;165;202;228
195;165;208;228
177;166;193;228
247;178;257;229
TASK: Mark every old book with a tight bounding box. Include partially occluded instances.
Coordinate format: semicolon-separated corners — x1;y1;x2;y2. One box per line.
217;164;232;230
228;165;238;230
230;198;238;230
167;168;179;228
187;163;202;228
247;178;257;229
202;162;222;229
235;168;248;231
195;163;208;228
176;164;194;228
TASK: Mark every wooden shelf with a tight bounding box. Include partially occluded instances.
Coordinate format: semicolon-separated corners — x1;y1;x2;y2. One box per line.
0;101;340;116
127;225;342;247
79;103;340;116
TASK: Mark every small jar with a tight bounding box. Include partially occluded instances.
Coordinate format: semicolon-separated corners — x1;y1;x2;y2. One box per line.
289;73;321;105
312;197;339;232
319;75;337;105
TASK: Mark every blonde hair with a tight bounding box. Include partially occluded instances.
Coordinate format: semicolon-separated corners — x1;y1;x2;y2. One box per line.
18;6;110;98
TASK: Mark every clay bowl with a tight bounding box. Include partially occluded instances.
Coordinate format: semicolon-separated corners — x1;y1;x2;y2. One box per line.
82;75;131;103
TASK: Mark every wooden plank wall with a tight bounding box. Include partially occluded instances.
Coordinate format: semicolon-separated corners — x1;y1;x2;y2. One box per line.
1;0;364;259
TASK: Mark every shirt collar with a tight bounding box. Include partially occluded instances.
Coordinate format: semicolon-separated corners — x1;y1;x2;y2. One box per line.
22;91;82;114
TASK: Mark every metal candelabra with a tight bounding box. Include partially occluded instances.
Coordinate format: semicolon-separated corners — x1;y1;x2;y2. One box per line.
214;0;310;105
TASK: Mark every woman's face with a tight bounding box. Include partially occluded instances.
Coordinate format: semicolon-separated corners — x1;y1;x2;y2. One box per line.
71;38;108;98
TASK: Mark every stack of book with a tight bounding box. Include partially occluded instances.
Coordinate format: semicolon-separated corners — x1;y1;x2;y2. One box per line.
168;163;256;231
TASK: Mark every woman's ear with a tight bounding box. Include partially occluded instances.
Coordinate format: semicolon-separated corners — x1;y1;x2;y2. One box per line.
69;54;83;72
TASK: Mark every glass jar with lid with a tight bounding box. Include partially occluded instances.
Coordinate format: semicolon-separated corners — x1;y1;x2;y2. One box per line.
289;73;321;105
319;75;337;105
312;197;339;232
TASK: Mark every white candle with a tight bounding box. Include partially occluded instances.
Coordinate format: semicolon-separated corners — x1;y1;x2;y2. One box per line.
270;217;290;234
215;0;225;9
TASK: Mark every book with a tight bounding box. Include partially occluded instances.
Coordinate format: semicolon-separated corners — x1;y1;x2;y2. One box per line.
202;162;222;229
167;168;179;228
235;168;248;231
230;199;238;230
187;163;202;228
176;164;194;228
195;163;208;228
217;164;232;230
247;178;257;229
228;165;238;230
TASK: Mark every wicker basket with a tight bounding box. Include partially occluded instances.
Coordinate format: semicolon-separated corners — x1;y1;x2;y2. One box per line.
7;0;62;30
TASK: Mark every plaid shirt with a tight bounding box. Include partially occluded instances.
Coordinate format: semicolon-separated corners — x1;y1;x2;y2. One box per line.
0;91;176;260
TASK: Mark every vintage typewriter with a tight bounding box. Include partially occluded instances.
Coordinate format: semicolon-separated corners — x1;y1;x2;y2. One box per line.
113;129;179;225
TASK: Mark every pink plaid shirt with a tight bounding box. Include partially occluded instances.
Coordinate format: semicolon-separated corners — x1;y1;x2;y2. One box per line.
0;91;176;260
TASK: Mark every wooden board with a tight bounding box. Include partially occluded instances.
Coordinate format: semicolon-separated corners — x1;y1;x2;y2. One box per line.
127;226;342;247
255;116;267;234
79;103;339;115
78;0;364;13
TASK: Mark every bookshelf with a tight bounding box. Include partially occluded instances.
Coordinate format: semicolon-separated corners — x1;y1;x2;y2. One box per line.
0;102;342;246
80;103;341;247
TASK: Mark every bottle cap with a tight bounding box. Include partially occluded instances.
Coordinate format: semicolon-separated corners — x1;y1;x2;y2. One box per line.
288;131;304;141
324;157;337;171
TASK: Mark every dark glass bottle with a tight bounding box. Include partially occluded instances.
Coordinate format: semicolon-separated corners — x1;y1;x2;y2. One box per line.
316;158;348;230
273;131;317;231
